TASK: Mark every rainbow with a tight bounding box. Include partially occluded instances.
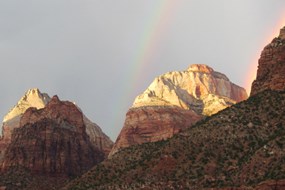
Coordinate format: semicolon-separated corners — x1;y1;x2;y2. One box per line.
130;2;285;96
128;0;180;96
115;3;285;134
244;15;285;94
110;2;285;140
111;1;180;137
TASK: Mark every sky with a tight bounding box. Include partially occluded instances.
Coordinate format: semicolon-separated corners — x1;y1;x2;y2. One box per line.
1;0;285;141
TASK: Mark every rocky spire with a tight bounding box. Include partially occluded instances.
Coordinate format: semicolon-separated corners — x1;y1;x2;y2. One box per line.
251;26;285;95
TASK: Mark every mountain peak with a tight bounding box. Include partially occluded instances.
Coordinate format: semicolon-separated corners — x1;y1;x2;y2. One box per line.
279;26;285;39
21;88;50;102
1;88;113;158
251;26;285;95
25;88;40;95
187;64;214;73
3;88;51;123
50;95;60;103
133;64;247;110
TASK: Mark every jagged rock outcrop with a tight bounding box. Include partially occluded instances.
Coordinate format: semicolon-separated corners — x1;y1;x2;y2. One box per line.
110;64;248;156
0;88;113;159
1;96;104;177
251;26;285;95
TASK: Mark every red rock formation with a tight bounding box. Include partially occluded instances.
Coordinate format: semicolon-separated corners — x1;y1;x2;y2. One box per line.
110;106;201;155
1;96;104;177
20;95;85;134
0;88;113;160
251;26;285;95
110;64;247;156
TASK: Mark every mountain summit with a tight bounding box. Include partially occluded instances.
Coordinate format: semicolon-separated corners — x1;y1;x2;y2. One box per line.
110;64;247;156
133;64;247;114
3;88;50;123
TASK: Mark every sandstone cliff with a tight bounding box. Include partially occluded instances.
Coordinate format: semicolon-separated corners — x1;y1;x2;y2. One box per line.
110;64;248;156
1;96;104;177
110;106;201;157
251;26;285;95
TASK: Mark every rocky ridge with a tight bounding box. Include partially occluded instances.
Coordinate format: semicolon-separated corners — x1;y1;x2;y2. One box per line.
251;26;285;95
110;64;248;156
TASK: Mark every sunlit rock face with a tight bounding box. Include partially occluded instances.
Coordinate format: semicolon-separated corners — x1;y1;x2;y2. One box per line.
251;26;285;95
3;88;50;123
133;64;247;115
109;64;248;157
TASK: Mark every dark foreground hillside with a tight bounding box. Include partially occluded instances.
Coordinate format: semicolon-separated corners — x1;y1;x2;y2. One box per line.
64;90;285;190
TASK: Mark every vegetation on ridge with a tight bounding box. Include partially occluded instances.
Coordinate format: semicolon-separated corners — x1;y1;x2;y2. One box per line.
65;90;285;189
